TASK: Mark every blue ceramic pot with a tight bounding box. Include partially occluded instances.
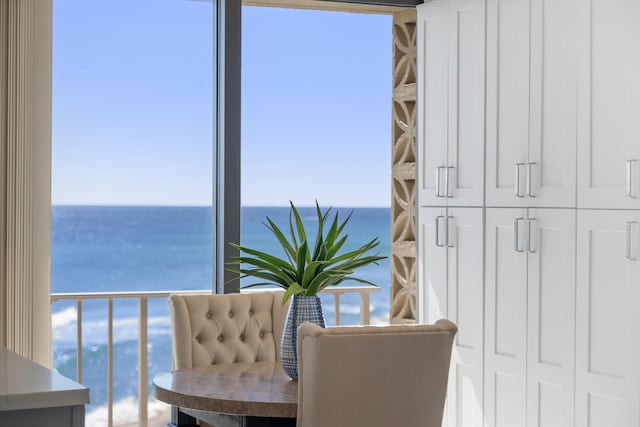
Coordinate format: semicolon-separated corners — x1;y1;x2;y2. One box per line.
280;295;325;379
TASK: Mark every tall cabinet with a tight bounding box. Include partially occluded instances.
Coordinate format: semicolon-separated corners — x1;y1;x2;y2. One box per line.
485;0;578;208
484;208;576;427
575;211;640;426
416;0;640;426
417;0;486;426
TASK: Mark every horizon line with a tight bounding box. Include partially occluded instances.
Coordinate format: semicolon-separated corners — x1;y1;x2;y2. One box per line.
51;203;392;209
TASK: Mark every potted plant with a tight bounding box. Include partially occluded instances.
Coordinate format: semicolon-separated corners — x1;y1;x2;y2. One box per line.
228;201;386;379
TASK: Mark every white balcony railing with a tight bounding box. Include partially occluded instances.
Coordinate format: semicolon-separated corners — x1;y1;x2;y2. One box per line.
50;286;380;427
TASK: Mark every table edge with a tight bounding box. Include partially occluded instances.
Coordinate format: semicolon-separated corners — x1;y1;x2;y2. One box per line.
153;373;297;419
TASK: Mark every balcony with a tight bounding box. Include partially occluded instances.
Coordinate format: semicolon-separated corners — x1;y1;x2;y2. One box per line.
51;286;382;427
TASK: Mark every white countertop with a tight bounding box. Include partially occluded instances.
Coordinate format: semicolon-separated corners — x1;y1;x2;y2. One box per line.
0;346;89;411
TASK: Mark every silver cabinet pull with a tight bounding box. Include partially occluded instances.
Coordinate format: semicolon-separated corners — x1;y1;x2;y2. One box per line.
445;166;455;198
446;216;455;248
527;162;537;197
626;221;637;261
527;218;537;253
515;163;526;197
435;215;445;247
627;159;638;199
436;166;446;198
514;217;525;253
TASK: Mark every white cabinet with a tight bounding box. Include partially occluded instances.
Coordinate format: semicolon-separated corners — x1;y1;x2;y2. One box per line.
486;0;578;208
416;0;640;425
485;208;576;427
576;0;640;209
417;0;485;207
419;207;483;427
484;208;529;427
526;209;576;427
575;210;640;427
420;206;448;324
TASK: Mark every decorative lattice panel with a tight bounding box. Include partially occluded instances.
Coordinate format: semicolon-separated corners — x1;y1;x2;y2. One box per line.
390;9;417;324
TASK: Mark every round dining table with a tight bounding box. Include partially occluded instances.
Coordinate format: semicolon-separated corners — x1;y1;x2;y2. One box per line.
153;361;297;427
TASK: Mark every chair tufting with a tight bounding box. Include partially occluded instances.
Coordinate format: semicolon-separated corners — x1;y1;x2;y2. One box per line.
168;291;289;370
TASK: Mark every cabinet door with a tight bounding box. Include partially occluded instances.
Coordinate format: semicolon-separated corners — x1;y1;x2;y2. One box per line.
418;1;449;207
446;208;484;427
527;209;576;427
484;208;528;427
576;210;640;427
527;0;578;208
446;0;485;207
577;0;640;209
486;0;530;207
418;207;448;323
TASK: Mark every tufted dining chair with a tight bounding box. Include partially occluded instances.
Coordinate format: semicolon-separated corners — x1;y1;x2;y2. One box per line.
296;319;457;427
168;291;289;370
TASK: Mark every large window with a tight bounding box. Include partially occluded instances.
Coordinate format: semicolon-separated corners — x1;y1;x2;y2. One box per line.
241;6;392;325
51;0;214;420
50;1;393;423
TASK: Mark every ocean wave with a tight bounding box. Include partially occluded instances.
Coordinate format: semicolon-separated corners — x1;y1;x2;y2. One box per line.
52;306;78;328
52;311;172;348
370;311;390;325
321;302;385;316
52;301;387;348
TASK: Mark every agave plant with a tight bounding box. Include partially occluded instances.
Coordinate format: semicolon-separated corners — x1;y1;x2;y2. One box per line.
228;202;386;303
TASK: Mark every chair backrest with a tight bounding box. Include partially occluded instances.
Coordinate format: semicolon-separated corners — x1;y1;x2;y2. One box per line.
168;291;289;370
296;319;457;427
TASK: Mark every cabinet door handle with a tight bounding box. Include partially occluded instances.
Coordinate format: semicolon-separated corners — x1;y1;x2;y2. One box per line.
514;217;525;253
435;215;445;247
626;221;637;261
446;166;455;198
627;159;638;199
527;218;537;253
436;166;446;198
527;162;537;197
515;163;526;197
446;216;455;248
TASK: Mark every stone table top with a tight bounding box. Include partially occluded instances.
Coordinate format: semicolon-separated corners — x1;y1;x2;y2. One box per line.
153;361;297;418
0;346;89;411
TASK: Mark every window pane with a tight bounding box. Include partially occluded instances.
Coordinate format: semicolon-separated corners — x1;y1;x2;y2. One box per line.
241;7;392;326
51;0;213;420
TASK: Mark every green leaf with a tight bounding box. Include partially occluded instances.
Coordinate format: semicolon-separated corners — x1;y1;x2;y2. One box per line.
341;276;380;287
234;256;295;273
233;257;297;283
324;239;381;267
229;243;292;270
225;201;388;298
304;275;327;296
311;202;326;261
283;282;305;303
242;282;287;290
263;217;296;262
290;201;308;245
234;269;290;286
308;273;343;294
288;209;299;250
326;235;347;259
324;212;340;247
301;261;323;288
335;210;353;238
296;240;308;280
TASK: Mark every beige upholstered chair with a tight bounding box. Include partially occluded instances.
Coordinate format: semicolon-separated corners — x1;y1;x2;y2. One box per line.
168;291;289;370
296;319;457;427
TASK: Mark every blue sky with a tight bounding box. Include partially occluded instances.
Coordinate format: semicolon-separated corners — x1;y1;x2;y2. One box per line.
52;1;392;207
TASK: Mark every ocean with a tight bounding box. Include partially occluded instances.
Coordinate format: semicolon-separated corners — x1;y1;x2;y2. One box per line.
51;205;391;414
